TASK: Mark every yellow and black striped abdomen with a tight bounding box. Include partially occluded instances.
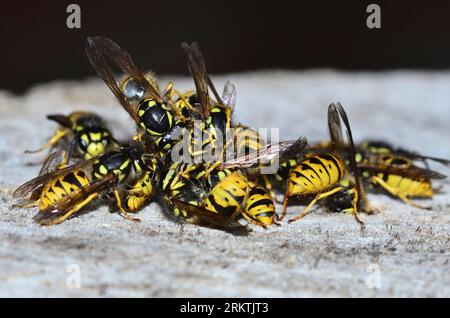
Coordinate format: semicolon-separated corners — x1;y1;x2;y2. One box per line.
39;169;90;210
377;173;433;198
125;170;155;212
204;172;250;216
244;185;276;226
287;154;345;195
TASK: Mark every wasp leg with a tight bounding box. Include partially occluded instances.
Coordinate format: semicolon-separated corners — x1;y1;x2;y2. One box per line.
288;186;344;223
371;176;431;210
279;191;289;222
113;190;141;222
203;139;234;179
350;188;364;225
261;175;281;203
162;81;174;98
241;213;268;229
39;193;98;225
25;129;68;154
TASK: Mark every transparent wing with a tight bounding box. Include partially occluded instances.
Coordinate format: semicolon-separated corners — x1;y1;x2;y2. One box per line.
13;158;95;199
33;174;116;225
328;103;363;221
181;42;211;119
358;163;447;180
222;80;236;111
220;137;307;169
173;199;250;234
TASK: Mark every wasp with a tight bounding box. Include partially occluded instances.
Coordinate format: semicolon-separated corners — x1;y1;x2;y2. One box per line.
278;103;366;224
171;138;308;228
86;36;190;153
13;143;158;225
357;154;447;209
155;160;251;232
181;42;268;182
26;112;118;161
308;139;449;210
181;42;233;130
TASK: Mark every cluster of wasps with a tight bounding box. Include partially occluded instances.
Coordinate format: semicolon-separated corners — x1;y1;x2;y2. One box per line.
12;36;450;232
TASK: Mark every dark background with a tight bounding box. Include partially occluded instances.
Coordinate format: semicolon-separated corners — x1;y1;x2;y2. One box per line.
2;0;450;93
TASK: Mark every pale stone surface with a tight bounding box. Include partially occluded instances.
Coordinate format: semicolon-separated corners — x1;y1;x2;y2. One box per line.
0;71;449;297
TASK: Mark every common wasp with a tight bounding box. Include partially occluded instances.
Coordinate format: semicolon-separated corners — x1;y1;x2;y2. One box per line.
278;103;366;224
85;36;189;153
181;41;268;178
169;138;308;228
13;143;159;225
307;139;449;210
26;111;119;161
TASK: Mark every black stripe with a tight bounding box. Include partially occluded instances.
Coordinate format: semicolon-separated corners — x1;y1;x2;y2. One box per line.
208;195;237;216
302;162;321;181
308;157;331;180
320;154;342;181
247;198;273;211
255;211;275;218
250;187;268;197
54;180;64;191
63;172;82;189
225;188;246;206
294;169;314;186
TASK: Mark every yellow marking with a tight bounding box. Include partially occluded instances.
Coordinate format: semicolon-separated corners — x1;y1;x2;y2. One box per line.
120;160;130;171
204;173;249;216
146;99;157;107
99;165;108;175
87;143;105;158
280;154;344;221
355;153;363;163
371;175;431;209
39;193;99;225
89;132;102;141
114;190;140;222
244;187;275;227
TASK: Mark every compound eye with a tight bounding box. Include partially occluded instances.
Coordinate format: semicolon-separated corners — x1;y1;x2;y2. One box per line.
138;99;173;136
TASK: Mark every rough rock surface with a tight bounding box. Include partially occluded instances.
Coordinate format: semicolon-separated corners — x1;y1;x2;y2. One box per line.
0;71;449;297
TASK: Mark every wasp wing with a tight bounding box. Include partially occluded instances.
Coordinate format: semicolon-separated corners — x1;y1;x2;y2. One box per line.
33;174;117;225
88;36;163;103
222;80;236;111
13;158;95;200
85;37;141;124
181;42;212;119
220;137;307;169
397;152;450;167
173;199;251;234
328;103;364;223
358;163;446;180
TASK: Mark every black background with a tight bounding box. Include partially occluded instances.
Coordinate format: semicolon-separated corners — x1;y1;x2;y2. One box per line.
2;0;450;93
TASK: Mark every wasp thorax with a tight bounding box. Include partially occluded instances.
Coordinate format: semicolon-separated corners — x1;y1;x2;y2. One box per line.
93;151;132;182
138;99;174;136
